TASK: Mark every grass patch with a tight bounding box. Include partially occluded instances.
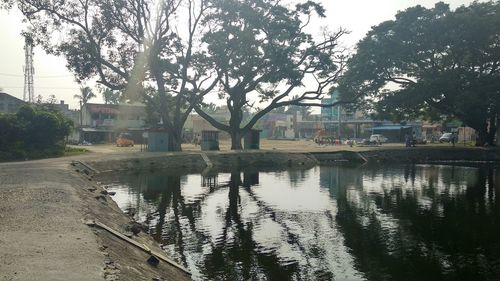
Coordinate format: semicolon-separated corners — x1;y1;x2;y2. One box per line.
64;146;90;156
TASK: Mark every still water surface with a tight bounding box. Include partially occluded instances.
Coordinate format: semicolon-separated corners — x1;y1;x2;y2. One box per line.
99;164;500;281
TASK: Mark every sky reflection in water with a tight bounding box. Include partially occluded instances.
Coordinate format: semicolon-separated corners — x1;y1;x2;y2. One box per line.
99;164;500;281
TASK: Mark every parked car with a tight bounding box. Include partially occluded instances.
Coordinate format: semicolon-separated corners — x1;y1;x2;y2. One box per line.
439;133;453;143
116;133;134;147
369;134;388;144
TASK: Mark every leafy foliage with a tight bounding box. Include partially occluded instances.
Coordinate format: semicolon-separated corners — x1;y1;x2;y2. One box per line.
0;105;73;161
194;0;348;149
5;0;218;151
338;1;500;145
74;86;95;105
100;88;123;105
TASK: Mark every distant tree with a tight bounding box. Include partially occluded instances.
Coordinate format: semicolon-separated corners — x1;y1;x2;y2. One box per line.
45;94;58;104
100;88;122;105
193;0;348;149
35;94;44;104
338;1;500;145
74;87;95;106
74;86;95;126
199;102;220;115
285;95;313;120
271;107;286;114
4;0;218;151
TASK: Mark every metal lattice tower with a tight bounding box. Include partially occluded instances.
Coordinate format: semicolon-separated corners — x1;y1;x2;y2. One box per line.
23;34;35;103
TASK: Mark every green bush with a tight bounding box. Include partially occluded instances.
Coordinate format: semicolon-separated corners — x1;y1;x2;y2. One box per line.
0;105;73;162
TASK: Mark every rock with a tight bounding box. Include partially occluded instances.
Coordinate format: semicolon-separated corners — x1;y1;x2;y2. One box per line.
126;207;137;217
124;221;148;235
147;255;160;267
94;195;107;202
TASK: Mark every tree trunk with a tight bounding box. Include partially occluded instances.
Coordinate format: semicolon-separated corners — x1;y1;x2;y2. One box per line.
487;115;497;146
169;128;183;152
230;130;243;150
497;116;500;146
476;126;488;146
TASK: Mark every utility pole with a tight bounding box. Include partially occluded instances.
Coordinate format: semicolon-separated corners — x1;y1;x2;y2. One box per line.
23;34;35;103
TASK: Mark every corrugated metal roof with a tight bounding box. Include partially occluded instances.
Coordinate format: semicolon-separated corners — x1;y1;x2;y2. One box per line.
372;125;412;131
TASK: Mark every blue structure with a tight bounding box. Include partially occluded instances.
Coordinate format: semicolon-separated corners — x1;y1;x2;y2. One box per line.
201;130;220;151
244;129;261;149
147;130;169;152
321;90;340;121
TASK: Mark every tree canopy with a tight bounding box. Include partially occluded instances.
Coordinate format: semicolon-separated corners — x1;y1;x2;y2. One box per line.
5;0;348;150
0;105;73;161
338;1;500;145
192;0;348;149
5;0;218;151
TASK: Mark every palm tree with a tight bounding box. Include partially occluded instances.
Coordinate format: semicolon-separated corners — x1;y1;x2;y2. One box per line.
74;86;95;126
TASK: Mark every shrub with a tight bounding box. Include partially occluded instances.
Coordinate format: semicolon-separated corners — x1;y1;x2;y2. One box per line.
0;105;73;162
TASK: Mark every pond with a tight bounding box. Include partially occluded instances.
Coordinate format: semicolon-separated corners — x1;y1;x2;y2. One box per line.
98;164;500;281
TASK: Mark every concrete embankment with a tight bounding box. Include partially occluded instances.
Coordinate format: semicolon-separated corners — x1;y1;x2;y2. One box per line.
0;156;192;281
85;150;319;172
84;147;500;173
311;147;500;164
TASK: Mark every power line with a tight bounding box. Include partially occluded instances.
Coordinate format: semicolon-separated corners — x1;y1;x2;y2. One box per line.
2;86;80;90
0;72;74;78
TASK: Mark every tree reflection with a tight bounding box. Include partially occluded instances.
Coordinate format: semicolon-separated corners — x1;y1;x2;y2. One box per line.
101;164;500;281
331;165;500;281
120;169;309;280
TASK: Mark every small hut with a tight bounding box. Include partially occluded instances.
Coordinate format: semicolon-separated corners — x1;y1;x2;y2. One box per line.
201;130;220;151
147;129;169;152
244;129;261;150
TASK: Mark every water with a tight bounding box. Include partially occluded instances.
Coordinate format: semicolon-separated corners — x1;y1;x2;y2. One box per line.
98;164;500;281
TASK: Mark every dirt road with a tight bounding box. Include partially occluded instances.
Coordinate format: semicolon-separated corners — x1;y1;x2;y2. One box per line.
0;158;103;281
0;153;191;281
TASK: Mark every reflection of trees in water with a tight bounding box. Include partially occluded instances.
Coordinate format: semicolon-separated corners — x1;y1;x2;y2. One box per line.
202;172;300;280
199;171;337;280
115;171;276;279
332;165;500;281
287;168;310;187
121;168;341;280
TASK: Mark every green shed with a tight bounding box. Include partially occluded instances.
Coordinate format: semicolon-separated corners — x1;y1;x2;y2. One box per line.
244;129;261;150
147;129;169;152
201;130;220;151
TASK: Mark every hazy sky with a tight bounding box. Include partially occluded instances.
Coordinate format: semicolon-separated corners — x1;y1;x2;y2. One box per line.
0;0;482;109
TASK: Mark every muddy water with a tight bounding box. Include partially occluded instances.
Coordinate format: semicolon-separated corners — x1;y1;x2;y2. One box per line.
98;164;500;281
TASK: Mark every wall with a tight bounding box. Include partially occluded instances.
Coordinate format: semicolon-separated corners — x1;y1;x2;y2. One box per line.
0;92;25;114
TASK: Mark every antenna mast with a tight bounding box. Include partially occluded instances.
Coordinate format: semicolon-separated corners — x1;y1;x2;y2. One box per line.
23;34;35;103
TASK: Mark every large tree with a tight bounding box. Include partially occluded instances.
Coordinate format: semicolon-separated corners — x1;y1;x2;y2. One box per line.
191;0;348;149
4;0;217;151
338;1;500;145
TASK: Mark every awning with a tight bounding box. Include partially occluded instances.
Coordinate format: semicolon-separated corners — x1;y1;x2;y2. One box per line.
368;125;412;131
81;127;113;132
